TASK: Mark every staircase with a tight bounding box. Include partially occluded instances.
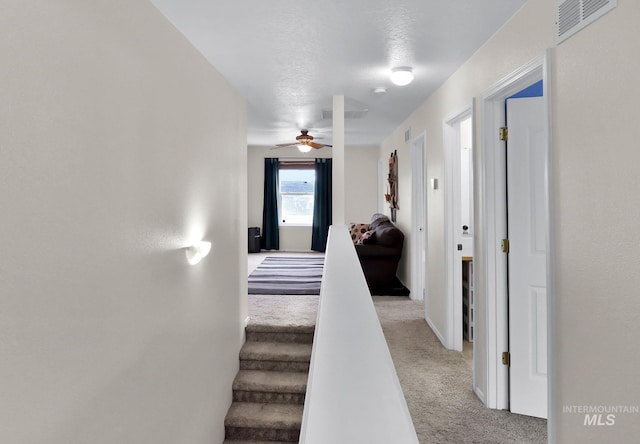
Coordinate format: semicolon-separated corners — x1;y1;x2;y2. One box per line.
224;324;314;443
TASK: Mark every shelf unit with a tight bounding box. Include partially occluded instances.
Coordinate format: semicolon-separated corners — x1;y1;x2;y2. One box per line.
462;258;474;342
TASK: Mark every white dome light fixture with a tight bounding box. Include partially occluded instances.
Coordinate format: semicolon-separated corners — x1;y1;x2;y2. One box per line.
297;144;312;153
185;240;212;265
390;67;414;86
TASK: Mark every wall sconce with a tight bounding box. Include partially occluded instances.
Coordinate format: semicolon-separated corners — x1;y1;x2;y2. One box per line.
185;241;211;265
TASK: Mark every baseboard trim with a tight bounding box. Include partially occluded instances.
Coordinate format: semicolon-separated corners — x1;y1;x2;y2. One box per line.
474;386;487;406
425;315;447;349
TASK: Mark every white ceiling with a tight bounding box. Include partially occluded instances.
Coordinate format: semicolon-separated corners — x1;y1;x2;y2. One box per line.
150;0;527;147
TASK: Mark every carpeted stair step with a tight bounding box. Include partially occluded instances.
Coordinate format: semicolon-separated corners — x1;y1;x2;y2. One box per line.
224;402;303;442
233;369;307;404
246;324;314;344
240;341;312;372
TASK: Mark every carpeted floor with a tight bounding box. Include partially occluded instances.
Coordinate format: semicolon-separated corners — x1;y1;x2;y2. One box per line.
247;294;547;443
373;297;547;444
248;294;319;328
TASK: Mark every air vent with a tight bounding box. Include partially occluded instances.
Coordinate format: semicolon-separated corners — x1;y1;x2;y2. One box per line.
321;109;368;120
557;0;616;43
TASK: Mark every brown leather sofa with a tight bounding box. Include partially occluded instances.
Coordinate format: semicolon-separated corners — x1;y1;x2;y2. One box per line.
353;213;404;288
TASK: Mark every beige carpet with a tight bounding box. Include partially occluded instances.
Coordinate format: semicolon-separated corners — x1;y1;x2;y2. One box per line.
373;296;547;443
248;293;547;443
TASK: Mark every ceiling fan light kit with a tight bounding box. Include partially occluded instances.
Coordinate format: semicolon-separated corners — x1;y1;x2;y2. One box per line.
390;66;414;86
275;129;332;151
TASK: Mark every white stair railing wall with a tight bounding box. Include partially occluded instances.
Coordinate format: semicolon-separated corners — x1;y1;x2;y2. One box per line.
300;225;418;443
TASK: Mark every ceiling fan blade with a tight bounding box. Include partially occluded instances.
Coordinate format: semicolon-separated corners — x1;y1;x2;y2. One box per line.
276;142;297;147
309;142;327;149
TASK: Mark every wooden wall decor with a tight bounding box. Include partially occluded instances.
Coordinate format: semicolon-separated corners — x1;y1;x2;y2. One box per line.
386;150;399;222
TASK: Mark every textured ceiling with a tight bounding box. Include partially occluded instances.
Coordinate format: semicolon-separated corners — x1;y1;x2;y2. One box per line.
150;0;527;147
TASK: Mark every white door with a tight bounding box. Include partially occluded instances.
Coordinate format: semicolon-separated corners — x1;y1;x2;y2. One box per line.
506;96;548;418
411;135;426;302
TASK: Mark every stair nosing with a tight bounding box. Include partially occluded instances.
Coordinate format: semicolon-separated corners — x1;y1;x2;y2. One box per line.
240;341;312;363
233;369;308;394
225;402;303;430
246;324;315;334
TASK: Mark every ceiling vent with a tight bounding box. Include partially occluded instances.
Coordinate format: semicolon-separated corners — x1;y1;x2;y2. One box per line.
557;0;617;44
321;109;368;120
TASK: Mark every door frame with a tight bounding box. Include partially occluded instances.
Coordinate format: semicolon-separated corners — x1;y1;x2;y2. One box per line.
478;50;554;418
443;102;474;352
410;132;427;302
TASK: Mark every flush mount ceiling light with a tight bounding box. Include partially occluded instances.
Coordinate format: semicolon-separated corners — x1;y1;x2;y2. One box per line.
372;87;387;94
185;240;211;265
390;67;414;86
297;144;312;153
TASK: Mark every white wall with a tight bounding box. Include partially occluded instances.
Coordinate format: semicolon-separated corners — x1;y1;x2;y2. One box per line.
248;145;378;250
552;2;640;441
380;0;640;441
345;146;380;224
0;2;247;444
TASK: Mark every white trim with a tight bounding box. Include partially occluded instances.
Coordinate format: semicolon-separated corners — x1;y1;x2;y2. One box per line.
425;316;447;348
474;385;486;406
479;85;509;411
481;53;546;100
478;51;552;413
542;50;556;444
443;102;474;352
279;222;313;227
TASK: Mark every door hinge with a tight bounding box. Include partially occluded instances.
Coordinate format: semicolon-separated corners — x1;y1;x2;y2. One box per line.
499;126;508;141
501;238;510;253
502;351;511;366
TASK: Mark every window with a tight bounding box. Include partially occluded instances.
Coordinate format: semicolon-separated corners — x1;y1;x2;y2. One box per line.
279;163;315;226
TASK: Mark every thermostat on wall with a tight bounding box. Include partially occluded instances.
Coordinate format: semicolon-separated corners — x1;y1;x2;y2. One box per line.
431;178;438;190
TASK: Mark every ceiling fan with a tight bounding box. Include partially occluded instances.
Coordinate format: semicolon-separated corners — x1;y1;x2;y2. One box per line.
275;130;332;152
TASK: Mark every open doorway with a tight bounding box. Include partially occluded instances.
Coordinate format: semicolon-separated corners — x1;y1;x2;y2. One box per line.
444;104;474;356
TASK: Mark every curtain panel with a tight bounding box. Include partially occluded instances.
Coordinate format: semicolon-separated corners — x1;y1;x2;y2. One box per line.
311;158;332;252
261;158;280;250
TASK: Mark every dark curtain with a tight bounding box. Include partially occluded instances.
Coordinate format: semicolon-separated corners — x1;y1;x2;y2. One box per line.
311;158;332;252
261;158;280;250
